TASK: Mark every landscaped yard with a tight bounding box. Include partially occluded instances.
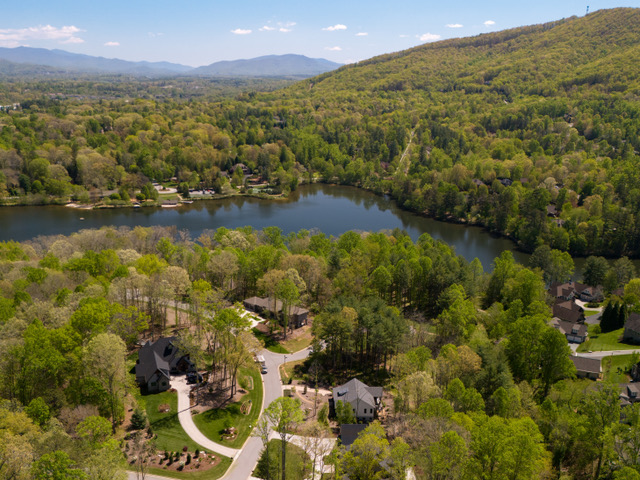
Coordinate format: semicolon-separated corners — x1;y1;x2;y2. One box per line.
578;326;640;352
280;359;306;382
142;391;203;452
584;309;600;317
252;327;289;354
192;366;263;449
280;327;314;353
602;354;638;383
144;456;232;480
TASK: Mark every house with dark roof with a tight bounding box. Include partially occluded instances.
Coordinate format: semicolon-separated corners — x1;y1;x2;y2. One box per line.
551;318;588;343
243;296;309;329
570;356;601;380
548;281;604;303
619;383;640;406
331;378;383;423
135;337;194;393
553;300;585;324
623;313;640;344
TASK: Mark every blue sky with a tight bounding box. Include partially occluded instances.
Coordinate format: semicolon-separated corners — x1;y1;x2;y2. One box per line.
1;1;639;67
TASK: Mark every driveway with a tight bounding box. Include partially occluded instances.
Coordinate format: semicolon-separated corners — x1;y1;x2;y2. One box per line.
173;375;240;458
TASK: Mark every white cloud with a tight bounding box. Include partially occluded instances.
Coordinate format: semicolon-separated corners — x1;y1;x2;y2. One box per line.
261;22;295;33
484;20;496;26
325;46;342;51
446;23;463;28
231;28;252;35
323;24;347;31
104;41;120;47
356;32;368;36
418;33;441;42
0;24;84;47
61;37;84;44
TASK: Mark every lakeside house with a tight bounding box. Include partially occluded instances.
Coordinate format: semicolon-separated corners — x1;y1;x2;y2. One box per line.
331;378;383;423
135;337;194;393
552;300;585;324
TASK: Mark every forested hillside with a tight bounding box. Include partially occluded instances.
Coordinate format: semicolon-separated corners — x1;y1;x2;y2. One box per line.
2;8;640;257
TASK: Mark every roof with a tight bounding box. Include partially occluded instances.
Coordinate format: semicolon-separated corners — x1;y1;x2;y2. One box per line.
570;356;601;374
625;313;640;335
333;378;382;410
340;424;367;447
135;337;189;384
553;300;584;323
552;319;588;337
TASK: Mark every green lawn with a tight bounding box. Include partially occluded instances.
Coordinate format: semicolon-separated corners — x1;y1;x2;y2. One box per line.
280;359;306;382
143;391;203;452
252;328;290;354
584;309;600;317
253;439;310;480
578;326;640;353
280;328;313;353
192;367;263;449
142;455;232;480
602;354;637;383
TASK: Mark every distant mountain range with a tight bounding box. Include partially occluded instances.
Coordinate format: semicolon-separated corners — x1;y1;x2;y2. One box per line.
191;55;341;77
0;47;341;78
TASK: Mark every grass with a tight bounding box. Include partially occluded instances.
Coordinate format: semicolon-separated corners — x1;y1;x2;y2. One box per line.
280;328;314;353
280;359;306;382
253;439;311;480
602;354;637;383
577;326;640;353
143;391;202;452
252;327;290;354
584;309;600;317
192;366;263;449
140;456;232;480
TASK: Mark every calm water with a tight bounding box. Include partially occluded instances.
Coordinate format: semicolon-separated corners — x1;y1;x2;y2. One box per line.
0;184;635;275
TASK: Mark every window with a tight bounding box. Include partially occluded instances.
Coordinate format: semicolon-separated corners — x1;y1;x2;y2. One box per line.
150;382;157;386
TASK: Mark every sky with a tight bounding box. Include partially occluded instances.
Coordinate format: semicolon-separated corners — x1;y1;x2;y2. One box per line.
1;1;639;67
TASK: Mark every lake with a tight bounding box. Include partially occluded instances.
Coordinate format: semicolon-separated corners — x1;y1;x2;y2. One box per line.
0;184;633;276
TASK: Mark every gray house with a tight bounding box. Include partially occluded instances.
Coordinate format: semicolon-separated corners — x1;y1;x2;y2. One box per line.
551;318;588;343
243;296;309;328
332;378;383;423
623;313;640;344
135;337;194;393
571;356;601;380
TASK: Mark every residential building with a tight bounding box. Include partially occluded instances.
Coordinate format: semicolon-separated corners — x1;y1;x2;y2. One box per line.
624;313;640;344
551;318;588;343
135;337;194;393
331;378;383;423
570;356;601;380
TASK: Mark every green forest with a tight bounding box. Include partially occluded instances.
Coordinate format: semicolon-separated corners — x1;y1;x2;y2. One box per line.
2;8;640;257
0;225;639;479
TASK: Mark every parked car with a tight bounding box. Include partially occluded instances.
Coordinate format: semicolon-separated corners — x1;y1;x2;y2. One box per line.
186;372;203;384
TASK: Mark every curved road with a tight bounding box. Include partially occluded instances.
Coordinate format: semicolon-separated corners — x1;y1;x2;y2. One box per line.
128;346;311;480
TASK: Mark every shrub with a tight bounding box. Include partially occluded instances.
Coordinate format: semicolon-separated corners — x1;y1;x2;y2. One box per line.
195;449;200;458
186;453;191;465
182;446;188;452
130;409;147;430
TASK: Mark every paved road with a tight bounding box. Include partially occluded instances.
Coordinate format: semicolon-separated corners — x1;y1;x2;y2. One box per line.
575;349;640;359
220;347;311;480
